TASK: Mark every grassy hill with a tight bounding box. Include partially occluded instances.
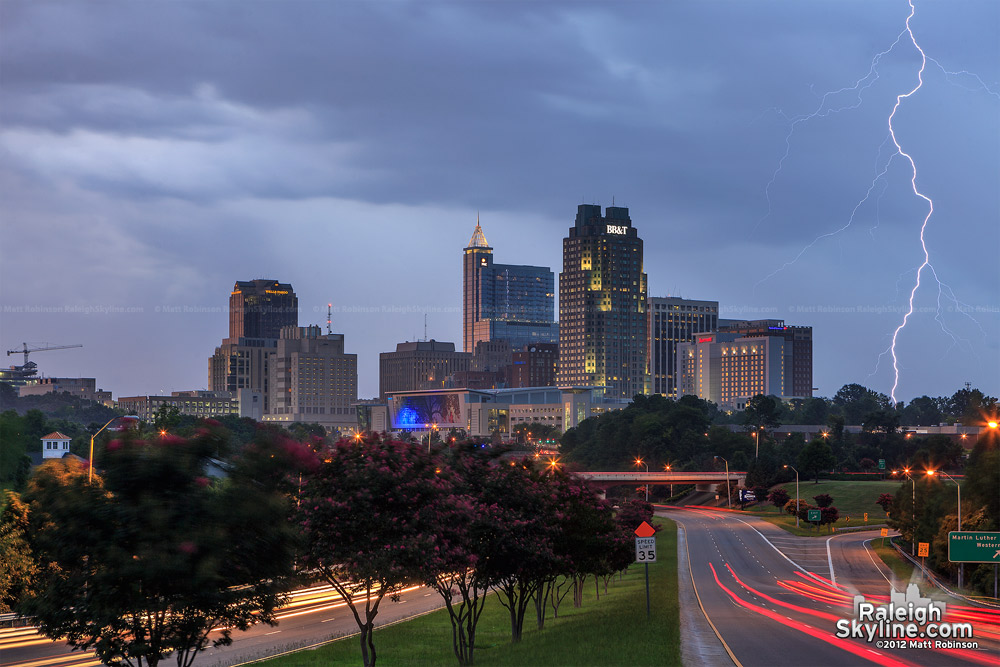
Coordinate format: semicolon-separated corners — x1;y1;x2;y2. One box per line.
747;479;905;535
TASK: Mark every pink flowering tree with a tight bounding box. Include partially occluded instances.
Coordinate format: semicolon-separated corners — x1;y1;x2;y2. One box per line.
295;434;464;667
18;421;298;667
473;457;559;643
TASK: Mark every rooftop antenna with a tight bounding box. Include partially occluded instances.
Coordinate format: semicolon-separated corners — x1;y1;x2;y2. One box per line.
424;314;428;342
327;303;332;334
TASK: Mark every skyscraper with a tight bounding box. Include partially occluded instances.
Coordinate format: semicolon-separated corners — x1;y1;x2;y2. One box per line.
558;205;648;399
229;279;298;340
676;319;813;410
648;296;719;398
718;320;813;398
265;325;358;433
209;279;298;411
462;220;557;354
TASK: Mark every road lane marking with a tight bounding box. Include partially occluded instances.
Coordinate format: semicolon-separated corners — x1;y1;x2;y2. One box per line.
677;521;743;667
825;535;837;584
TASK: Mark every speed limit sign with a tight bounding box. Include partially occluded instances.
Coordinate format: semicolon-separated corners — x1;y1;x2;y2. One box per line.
635;536;657;563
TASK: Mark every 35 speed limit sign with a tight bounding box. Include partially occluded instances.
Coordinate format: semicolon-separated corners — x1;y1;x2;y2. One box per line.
635;536;657;563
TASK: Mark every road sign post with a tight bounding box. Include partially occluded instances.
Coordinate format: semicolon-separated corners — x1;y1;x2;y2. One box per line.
634;522;656;619
880;527;888;547
808;508;821;531
918;542;929;578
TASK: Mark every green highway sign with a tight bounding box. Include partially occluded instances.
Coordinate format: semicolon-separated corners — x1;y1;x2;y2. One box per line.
808;509;821;522
948;531;1000;563
878;459;885;470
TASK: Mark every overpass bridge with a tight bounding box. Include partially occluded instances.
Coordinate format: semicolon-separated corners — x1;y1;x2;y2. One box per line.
575;470;746;495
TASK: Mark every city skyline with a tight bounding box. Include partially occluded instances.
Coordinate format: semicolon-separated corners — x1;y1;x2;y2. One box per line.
1;1;997;403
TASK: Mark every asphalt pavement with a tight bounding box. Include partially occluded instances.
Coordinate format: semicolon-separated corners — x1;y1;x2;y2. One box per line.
663;506;1000;667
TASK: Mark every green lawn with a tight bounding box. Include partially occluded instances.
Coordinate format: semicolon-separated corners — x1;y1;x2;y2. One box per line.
260;520;680;667
739;479;903;536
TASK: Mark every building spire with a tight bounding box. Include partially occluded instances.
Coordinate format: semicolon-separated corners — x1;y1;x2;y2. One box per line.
468;213;489;248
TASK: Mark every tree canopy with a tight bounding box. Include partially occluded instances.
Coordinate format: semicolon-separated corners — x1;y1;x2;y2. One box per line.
17;423;297;667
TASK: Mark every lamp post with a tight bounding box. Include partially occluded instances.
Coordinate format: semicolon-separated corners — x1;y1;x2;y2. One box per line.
928;469;963;589
634;456;649;501
783;464;800;527
88;417;119;484
426;423;439;454
663;463;673;498
892;468;917;556
715;456;731;509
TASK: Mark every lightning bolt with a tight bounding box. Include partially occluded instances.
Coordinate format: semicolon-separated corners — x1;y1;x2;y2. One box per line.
756;0;995;404
753;31;907;234
886;0;931;405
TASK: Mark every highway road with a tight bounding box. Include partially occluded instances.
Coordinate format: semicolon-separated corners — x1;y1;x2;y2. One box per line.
0;582;445;667
5;511;999;667
664;506;1000;667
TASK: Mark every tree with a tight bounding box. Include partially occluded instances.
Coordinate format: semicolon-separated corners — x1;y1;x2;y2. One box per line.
768;488;790;512
832;384;891;425
476;459;557;642
18;425;297;667
785;499;811;519
152;404;182;432
742;394;781;433
876;493;894;513
900;396;943;427
296;436;464;667
813;493;833;508
0;491;38;612
819;506;840;526
797;438;836;483
945;387;998;425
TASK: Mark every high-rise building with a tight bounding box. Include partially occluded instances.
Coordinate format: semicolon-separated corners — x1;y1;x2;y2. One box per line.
676;319;813;410
209;279;299;412
462;221;557;354
507;343;559;389
558;205;648;399
229;279;298;340
717;320;813;398
209;337;277;402
379;340;472;400
648;297;719;398
265;325;358;432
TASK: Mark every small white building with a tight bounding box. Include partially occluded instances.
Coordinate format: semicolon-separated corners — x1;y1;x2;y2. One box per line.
41;431;72;459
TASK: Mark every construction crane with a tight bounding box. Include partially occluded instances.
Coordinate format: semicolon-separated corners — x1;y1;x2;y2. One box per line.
6;342;83;366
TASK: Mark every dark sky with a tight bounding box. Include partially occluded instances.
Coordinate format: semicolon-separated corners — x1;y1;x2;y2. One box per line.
1;0;997;404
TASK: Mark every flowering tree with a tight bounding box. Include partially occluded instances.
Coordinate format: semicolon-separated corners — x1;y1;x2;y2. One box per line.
876;493;894;513
295;436;463;667
473;458;558;643
813;493;834;508
18;423;297;667
768;488;790;512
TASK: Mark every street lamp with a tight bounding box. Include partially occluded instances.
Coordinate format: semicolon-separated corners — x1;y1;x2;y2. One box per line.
663;463;674;497
426;423;438;453
715;456;731;509
634;456;649;501
928;469;963;589
783;464;799;527
891;468;917;556
89;417;120;484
